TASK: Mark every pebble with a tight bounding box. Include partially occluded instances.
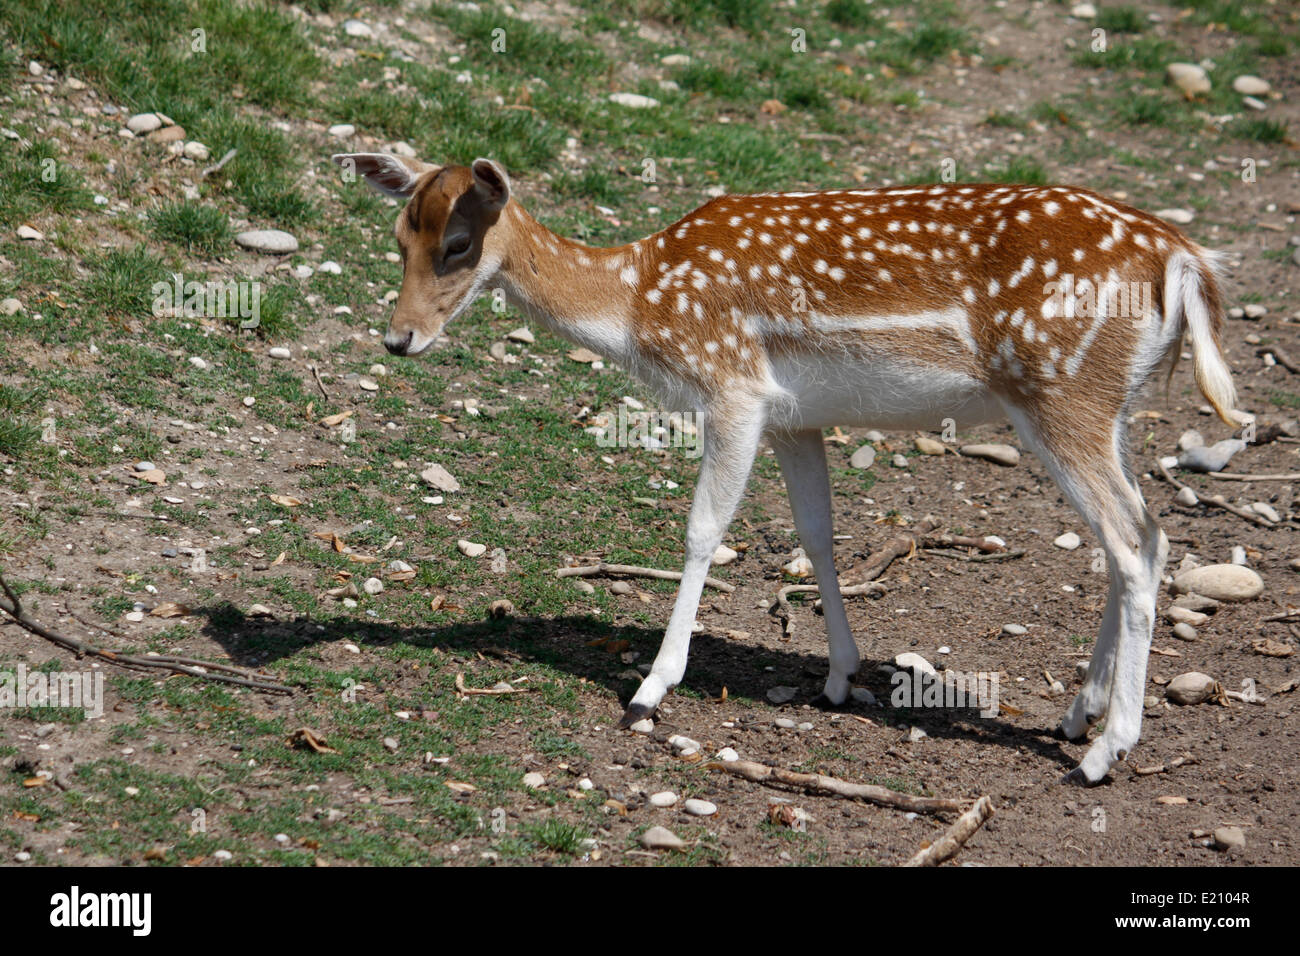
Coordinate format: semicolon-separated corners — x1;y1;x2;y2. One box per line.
960;443;1020;466
774;717;796;728
15;852;30;862
849;444;876;469
1232;75;1270;96
274;833;291;845
1177;439;1245;473
891;453;909;469
1053;531;1081;550
609;92;660;109
382;737;398;752
16;225;43;241
715;747;739;761
1171;564;1263;602
1212;826;1246;852
421;464;460;492
1002;623;1028;636
343;19;373;37
668;734;700;753
1243;304;1267;319
1166;606;1208;627
148;125;185;145
319;260;342;274
712;544;738;566
915;436;946;455
1230;546;1248;566
506;326;534;344
1175;486;1199;506
894;652;936;677
908;726;928;742
661;54;691;66
1070;3;1097;17
782;553;813;578
523;772;545;789
639;826;686;851
268;346;291;359
213;850;233;861
457;540;487;558
767;686;797;704
1166;671;1217;705
648;791;678;808
362;577;384;595
684;799;717;817
126;112;162;135
1172;622;1197;641
1251;502;1280;523
328;123;355;138
188;356;209;370
183;141;209;161
0;298;22;315
628;718;654;734
134;460;155;472
1155;207;1196;225
234;230;299;254
1166;63;1210;96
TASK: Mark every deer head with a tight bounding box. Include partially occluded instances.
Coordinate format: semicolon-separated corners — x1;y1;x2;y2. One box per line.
332;153;512;355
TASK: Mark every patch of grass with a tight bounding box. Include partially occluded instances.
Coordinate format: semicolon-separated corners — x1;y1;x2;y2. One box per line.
148;202;232;255
0;139;96;222
520;817;590;855
825;0;878;29
82;245;169;319
1095;6;1147;34
1228;117;1288;143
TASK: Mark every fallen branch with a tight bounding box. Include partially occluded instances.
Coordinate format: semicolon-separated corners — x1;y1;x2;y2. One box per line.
922;547;1026;563
705;758;966;814
555;561;734;593
0;571;292;694
309;363;330;400
1129;753;1196;777
1155;460;1276;529
1257;345;1299;374
922;533;1006;553
454;672;531;696
903;795;995;867
1205;471;1300;482
770;580;886;638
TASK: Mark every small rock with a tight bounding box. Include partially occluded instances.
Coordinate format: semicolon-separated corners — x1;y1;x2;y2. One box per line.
1177;430;1205;451
213;850;233;862
850;687;878;706
715;747;739;761
1230;545;1248;566
894;652;936;677
1053;531;1081;551
774;717;796;729
1232;75;1270;96
683;799;717;816
609;92;660;109
661;54;691;66
457;540;487;558
1177;439;1245;473
908;726;928;742
1171;564;1264;602
1002;623;1027;636
648;791;678;808
1250;501;1280;523
767;685;797;704
639;826;686;851
782;552;813;578
188;356;209;370
382;737;399;752
268;346;291;360
328;123;355;138
1243;304;1267;319
133;460;155;472
1070;3;1097;17
1172;622;1198;641
712;545;738;566
668;734;700;753
506;326;534;344
126;112;162;135
342;19;373;38
915;436;946;456
1155;208;1196;225
1166;671;1217;705
421;464;460;492
234;230;299;254
1166;606;1208;627
0;298;23;315
183;141;210;161
891;453;909;469
628;718;654;734
960;443;1020;466
1166;63;1210;96
1175;486;1199;506
147;125;185;145
362;577;384;595
849;444;876;469
1212;826;1246;852
16;225;43;241
523;772;545;789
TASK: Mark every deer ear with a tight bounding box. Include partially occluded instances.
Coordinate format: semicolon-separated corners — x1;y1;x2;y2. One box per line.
332;153;434;199
471;157;511;211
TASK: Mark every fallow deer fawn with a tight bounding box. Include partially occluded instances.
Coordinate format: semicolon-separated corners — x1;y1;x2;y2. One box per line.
333;152;1241;785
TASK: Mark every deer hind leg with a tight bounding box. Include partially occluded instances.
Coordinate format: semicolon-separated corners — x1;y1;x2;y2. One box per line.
1005;408;1166;785
620;402;765;727
769;429;858;706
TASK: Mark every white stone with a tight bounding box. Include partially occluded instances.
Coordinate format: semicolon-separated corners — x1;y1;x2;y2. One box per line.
1166;63;1210;96
683;799;717;816
1166;671;1217;705
126;112;162;135
1053;532;1081;550
328;124;356;138
522;771;545;789
234;229;298;254
183;141;209;161
959;443;1020;466
1232;75;1270;96
712;544;738;566
894;652;936;678
609;92;660;109
648;791;678;808
1171;564;1264;602
343;19;373;37
1155;208;1195;225
457;539;487;558
849;444;876;469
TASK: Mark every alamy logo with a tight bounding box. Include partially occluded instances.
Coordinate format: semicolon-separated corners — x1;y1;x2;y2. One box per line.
890;668;999;718
49;886;151;936
0;664;104;718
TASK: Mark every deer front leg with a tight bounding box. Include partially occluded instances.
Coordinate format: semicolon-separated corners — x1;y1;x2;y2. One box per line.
620;405;765;727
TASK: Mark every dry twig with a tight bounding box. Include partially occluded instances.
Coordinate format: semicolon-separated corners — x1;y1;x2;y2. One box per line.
705;758;966;814
1205;471;1300;482
1257;345;1299;374
0;571;292;694
454;672;531;696
555;561;734;593
1155;460;1276;529
902;795;995;867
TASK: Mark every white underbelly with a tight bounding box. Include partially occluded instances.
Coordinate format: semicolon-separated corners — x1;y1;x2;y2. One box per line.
765;352;1003;432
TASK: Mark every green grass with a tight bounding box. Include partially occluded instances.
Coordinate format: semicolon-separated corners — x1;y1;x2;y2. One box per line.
148;202;233;255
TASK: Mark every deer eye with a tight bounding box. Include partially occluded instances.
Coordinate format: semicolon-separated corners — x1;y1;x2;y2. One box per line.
443;235;472;261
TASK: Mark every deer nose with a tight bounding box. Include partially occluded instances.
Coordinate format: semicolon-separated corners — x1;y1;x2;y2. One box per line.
384;329;414;355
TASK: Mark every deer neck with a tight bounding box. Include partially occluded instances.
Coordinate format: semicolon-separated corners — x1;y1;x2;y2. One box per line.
495;201;639;363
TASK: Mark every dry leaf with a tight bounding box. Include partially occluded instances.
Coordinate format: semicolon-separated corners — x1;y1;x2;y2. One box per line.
387;570;416;582
149;602;190;619
271;551;286;567
1253;639;1294;658
286;727;338;754
445;781;476;793
998;700;1024;716
319;410;353;427
267;494;303;508
129;467;166;485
